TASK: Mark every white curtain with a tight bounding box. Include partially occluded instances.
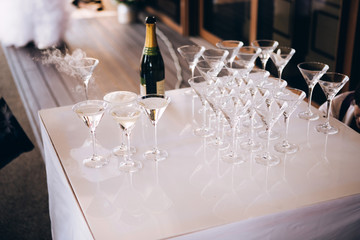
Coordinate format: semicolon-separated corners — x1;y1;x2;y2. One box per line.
0;0;70;49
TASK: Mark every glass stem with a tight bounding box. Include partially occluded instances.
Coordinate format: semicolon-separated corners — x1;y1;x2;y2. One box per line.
325;98;332;127
278;68;282;80
284;115;290;145
154;123;158;152
232;124;237;155
84;82;89;100
249;110;255;144
125;130;132;162
307;86;314;113
119;124;125;147
266;126;271;153
202;103;207;129
90;130;97;158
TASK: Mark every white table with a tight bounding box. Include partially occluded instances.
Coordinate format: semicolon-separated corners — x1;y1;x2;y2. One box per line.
39;88;360;240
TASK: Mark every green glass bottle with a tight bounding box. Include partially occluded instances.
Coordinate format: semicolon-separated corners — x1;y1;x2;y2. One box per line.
140;16;165;96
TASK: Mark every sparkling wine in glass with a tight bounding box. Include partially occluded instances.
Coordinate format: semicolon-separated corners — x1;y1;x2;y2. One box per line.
109;101;142;172
177;45;205;78
316;72;349;135
104;91;138;156
71;57;99;100
270;46;296;80
72;100;108;168
274;88;306;154
297;62;329;121
216;40;244;65
251;40;279;70
139;94;171;161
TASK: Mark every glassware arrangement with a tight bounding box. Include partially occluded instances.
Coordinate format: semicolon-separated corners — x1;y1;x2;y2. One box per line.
104;91;138;156
297;62;329;121
274;88;306;154
139;94;171;161
316;72;349;134
70;57;99;100
109;101;142;172
72;100;108;168
251;40;279;70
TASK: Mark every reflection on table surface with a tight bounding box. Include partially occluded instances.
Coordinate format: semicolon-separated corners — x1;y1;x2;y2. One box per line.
39;88;360;240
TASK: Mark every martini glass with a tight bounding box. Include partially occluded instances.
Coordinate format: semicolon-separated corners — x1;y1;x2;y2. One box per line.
71;57;99;100
316;72;349;134
177;45;205;78
254;101;287;167
297;62;329;121
139;94;171;161
104;91;138;156
220;94;251;164
216;40;244;65
235;46;261;68
274;88;306;154
256;77;287;140
202;48;229;73
72;100;108;168
109;101;142;172
270;46;296;80
251;40;279;70
188;76;214;138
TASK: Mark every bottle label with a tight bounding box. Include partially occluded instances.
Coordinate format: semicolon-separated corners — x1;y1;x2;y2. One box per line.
143;47;158;56
140;79;165;96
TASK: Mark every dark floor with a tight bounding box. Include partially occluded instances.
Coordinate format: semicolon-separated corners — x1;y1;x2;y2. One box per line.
0;47;51;239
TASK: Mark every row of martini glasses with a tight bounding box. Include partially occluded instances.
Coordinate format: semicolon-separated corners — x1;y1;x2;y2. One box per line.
72;92;171;172
177;40;349;166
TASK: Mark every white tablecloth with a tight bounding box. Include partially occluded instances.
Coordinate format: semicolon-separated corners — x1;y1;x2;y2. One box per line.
39;88;360;240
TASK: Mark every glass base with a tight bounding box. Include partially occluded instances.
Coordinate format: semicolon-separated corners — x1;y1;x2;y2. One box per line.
222;152;245;165
194;127;214;138
208;136;229;150
258;130;280;140
118;160;142;173
144;148;168;161
298;111;319;121
274;141;299;154
113;144;136;156
315;123;338;135
240;140;262;152
83;155;109;168
255;152;280;167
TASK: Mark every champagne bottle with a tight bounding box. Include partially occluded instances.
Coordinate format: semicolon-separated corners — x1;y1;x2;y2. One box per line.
140;16;165;96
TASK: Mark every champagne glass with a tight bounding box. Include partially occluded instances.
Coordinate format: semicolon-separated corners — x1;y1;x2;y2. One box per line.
188;76;214;138
70;57;99;100
139;94;171;161
104;91;138;156
316;72;349;134
216;40;244;65
270;46;296;80
177;45;205;78
254;100;287;167
274;88;306;154
251;40;279;70
72;100;108;168
297;62;329;121
109;101;142;172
